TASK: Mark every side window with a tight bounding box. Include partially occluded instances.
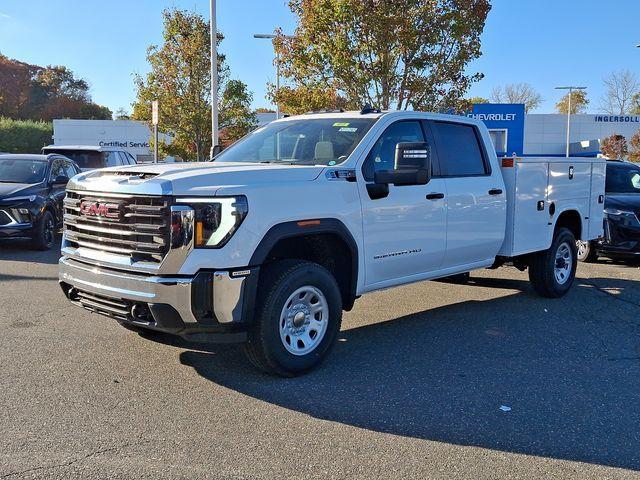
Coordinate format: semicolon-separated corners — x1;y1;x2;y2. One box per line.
126;152;137;164
431;122;488;176
105;152;119;167
49;159;65;181
362;121;425;181
117;152;130;165
63;161;77;179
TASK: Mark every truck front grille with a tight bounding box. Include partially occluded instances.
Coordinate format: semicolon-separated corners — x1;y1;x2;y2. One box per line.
63;191;171;264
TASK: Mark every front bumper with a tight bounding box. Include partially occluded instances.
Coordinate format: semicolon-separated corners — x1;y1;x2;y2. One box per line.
59;256;256;342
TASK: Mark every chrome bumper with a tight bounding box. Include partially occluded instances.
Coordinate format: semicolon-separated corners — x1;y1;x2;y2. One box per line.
59;256;249;330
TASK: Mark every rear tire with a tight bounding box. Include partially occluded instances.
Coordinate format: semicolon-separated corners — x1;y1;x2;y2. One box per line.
31;210;55;251
576;240;598;263
245;259;343;377
528;227;577;298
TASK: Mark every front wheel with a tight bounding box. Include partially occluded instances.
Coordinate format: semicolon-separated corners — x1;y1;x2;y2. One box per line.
245;260;343;377
528;227;578;298
576;240;598;263
31;210;55;250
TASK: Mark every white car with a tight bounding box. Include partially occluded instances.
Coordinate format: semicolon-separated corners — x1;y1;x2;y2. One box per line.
58;110;605;376
42;145;137;171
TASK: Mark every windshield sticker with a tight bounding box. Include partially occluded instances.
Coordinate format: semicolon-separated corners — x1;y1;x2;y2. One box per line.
339;127;358;132
328;160;337;166
333;122;350;127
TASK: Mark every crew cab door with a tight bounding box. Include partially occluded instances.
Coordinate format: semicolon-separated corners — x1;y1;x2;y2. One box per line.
428;120;506;268
358;120;447;288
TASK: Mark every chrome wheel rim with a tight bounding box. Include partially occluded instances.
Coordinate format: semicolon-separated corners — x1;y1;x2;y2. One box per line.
279;286;329;356
576;240;588;259
554;242;573;285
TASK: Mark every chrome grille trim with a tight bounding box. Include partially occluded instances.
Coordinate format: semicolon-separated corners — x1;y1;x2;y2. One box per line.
63;191;171;264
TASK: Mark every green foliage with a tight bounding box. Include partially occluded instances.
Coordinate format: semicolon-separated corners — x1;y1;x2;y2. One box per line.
272;0;491;114
0;117;53;153
132;9;255;160
555;90;589;114
0;53;111;121
600;133;628;160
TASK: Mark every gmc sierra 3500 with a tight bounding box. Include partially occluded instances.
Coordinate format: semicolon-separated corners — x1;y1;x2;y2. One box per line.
59;109;606;376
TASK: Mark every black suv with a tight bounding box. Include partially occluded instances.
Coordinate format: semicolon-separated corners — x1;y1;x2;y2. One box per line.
0;154;80;250
578;160;640;262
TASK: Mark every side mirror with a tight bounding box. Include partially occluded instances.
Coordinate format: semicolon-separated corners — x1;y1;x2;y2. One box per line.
373;142;431;186
53;175;69;185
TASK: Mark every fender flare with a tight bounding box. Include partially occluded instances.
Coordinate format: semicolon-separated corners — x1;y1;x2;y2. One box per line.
249;218;359;310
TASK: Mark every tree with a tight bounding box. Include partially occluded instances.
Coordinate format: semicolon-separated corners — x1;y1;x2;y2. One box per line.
555;90;589;114
218;80;257;148
272;0;491;114
255;107;276;113
132;9;256;161
490;83;542;112
0;53;111;121
114;108;130;120
631;92;640;115
600;70;639;115
600;133;628;160
629;129;640;163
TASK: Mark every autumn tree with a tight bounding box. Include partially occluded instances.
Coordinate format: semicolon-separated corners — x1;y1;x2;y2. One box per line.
0;53;111;121
629;130;640;163
490;83;542;112
132;9;256;160
631;93;640;115
600;134;628;160
600;70;639;115
555;90;589;114
271;0;490;115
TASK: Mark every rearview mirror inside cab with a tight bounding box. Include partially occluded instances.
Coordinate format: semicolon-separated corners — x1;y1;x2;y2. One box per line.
374;141;431;186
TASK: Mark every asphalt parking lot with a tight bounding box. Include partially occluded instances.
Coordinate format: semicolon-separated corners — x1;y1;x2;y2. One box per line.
1;236;640;479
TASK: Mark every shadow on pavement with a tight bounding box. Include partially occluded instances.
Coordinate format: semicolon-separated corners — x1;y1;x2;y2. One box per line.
0;234;62;266
178;279;640;471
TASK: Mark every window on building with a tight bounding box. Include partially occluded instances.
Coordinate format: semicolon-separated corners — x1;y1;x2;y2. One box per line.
431;122;488;176
488;129;508;154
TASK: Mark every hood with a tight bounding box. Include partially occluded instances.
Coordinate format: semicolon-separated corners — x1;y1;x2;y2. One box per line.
67;161;325;196
605;193;640;212
0;182;41;200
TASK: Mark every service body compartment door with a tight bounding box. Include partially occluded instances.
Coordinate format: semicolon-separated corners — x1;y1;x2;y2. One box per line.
548;162;592;202
499;159;550;256
588;161;606;240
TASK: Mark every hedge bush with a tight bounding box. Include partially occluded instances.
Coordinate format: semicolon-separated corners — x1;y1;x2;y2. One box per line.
0;117;53;154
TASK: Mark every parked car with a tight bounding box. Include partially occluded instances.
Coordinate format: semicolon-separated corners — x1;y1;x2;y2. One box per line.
41;145;137;171
58;110;605;376
0;154;80;249
577;160;640;262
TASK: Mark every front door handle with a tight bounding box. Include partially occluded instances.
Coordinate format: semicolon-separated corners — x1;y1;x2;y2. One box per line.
426;193;445;200
488;188;503;195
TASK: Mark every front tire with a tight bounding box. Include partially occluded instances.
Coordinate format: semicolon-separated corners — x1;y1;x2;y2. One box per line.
576;240;598;263
528;227;577;298
245;260;343;377
31;210;55;250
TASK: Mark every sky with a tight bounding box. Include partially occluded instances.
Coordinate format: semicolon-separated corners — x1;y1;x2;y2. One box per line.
0;0;638;115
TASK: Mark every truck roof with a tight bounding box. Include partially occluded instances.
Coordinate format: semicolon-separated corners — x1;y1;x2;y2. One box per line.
42;145;123;152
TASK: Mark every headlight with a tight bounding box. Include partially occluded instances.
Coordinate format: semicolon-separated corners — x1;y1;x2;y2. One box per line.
177;196;248;248
604;207;640;227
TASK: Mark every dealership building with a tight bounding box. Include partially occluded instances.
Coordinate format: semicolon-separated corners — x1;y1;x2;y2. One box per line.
466;103;640;158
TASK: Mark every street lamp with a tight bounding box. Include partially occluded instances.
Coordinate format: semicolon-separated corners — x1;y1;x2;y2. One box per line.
210;0;219;159
555;86;587;158
253;32;294;119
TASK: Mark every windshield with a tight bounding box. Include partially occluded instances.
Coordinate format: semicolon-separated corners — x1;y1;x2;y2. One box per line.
606;165;640;194
0;158;47;183
44;149;104;169
214;118;376;166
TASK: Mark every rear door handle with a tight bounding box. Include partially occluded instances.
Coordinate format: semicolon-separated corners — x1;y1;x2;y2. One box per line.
426;193;445;200
488;188;503;195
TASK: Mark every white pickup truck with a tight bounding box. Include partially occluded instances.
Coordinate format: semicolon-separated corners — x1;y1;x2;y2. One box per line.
59;110;606;376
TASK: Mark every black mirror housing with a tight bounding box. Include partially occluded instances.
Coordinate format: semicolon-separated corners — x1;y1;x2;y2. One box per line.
53;175;69;185
374;141;431;186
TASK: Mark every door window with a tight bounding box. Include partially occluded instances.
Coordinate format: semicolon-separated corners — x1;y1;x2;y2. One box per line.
431;122;488;176
362;121;425;181
63;161;78;179
49;159;65;181
105;152;120;167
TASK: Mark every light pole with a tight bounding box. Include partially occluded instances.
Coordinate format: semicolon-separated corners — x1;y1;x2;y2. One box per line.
210;0;219;159
253;32;294;118
555;86;587;158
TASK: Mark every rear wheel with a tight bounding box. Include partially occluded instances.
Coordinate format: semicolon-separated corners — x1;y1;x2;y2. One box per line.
31;210;55;250
245;260;342;377
528;227;577;298
576;240;598;263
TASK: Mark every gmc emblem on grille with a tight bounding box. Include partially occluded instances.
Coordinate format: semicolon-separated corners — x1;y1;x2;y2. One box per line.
79;201;121;219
